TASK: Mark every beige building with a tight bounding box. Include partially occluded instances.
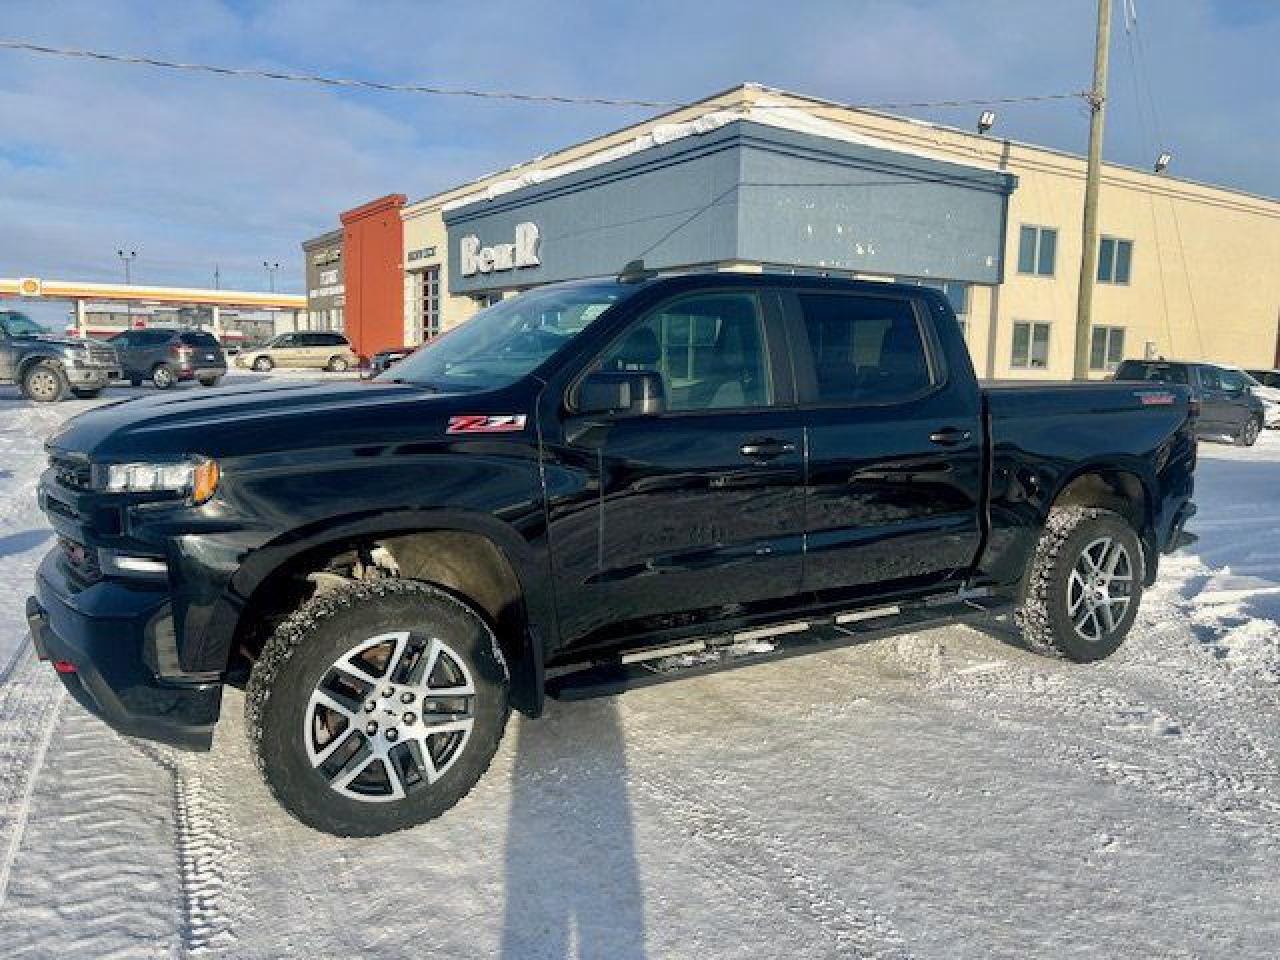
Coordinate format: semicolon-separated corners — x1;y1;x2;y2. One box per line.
400;83;1280;378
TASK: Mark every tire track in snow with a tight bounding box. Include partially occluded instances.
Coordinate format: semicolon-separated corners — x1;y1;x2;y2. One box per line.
0;647;64;913
625;745;912;960
130;742;244;956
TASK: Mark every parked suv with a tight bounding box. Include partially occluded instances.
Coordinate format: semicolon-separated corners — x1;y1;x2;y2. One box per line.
29;273;1197;836
110;328;228;389
1;309;120;401
235;331;357;372
1114;359;1266;445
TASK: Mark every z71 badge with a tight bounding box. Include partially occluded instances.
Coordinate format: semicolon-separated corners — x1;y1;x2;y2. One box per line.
446;414;528;434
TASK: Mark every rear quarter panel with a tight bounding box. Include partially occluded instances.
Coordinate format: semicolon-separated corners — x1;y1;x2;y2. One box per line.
978;382;1196;587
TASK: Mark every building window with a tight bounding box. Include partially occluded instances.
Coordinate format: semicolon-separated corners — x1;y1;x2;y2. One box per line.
1011;320;1051;369
1097;237;1133;284
1017;225;1058;277
411;266;441;343
1089;326;1126;371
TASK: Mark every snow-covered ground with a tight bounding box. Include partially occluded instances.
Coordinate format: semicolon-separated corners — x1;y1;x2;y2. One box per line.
0;376;1277;958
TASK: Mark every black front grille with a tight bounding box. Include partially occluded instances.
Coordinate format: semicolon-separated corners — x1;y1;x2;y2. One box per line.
50;455;92;491
58;537;102;584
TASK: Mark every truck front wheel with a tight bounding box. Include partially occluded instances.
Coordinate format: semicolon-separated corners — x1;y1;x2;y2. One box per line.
245;579;510;836
1016;507;1144;662
22;361;69;403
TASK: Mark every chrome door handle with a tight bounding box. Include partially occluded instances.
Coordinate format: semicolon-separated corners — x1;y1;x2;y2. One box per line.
928;427;973;446
740;440;796;458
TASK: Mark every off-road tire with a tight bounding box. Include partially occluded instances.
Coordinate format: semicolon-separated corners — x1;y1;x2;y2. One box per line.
1236;416;1262;447
327;355;350;373
252;356;273;372
198;376;222;387
21;361;69;403
71;387;102;399
152;363;177;389
245;578;510;836
1015;506;1144;662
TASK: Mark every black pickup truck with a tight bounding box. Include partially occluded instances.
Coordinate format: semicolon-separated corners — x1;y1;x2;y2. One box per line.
27;273;1197;836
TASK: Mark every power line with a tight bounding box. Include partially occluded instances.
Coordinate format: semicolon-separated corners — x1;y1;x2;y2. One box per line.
0;38;1088;112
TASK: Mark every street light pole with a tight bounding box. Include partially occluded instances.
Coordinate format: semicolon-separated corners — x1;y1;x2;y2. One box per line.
116;248;137;285
263;261;280;293
1072;0;1112;380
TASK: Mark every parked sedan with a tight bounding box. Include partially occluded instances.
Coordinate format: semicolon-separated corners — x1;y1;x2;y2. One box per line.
234;331;357;372
110;328;227;389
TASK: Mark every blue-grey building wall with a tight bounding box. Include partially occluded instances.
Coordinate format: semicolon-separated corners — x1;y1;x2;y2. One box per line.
443;120;1015;295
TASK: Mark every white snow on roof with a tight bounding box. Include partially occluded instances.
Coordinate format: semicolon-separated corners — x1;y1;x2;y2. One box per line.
441;97;1005;213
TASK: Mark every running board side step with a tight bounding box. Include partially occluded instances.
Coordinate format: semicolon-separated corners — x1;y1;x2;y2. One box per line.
545;592;1010;702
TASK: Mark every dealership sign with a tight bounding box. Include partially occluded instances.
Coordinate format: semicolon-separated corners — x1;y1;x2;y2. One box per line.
460;222;540;277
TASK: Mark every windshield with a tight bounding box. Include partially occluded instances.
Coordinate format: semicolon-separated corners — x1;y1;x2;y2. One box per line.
0;312;47;338
380;282;628;391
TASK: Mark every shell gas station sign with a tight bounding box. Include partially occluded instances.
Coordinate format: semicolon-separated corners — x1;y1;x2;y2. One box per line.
17;277;43;297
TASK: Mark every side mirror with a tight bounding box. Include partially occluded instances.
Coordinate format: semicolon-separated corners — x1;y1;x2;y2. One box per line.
576;370;666;416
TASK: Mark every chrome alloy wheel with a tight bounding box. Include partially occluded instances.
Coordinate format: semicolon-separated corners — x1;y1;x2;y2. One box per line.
304;631;476;803
1067;536;1134;642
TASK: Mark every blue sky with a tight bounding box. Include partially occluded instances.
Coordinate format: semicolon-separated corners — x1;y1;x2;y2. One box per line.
1;0;1276;311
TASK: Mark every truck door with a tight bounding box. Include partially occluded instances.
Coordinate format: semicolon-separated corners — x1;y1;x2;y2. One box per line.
785;289;984;603
1195;365;1236;433
545;289;806;650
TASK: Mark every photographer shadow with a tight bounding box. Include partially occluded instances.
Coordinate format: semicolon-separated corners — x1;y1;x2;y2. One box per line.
501;697;647;959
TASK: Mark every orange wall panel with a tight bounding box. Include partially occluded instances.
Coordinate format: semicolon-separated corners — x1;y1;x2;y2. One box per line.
340;194;406;358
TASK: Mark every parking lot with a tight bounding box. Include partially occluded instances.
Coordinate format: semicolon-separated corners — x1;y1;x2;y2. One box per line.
0;374;1277;959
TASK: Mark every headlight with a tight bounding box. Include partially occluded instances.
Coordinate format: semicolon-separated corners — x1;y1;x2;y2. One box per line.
105;456;220;503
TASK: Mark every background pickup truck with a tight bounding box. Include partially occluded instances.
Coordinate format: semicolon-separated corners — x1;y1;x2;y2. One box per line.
28;272;1197;836
1;309;121;401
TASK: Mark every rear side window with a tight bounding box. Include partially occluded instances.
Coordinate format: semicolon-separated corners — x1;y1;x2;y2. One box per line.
797;293;934;404
1114;361;1187;385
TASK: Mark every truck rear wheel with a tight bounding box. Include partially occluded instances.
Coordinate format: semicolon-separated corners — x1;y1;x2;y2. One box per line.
1236;416;1262;447
245;579;510;836
22;361;69;403
1016;507;1144;662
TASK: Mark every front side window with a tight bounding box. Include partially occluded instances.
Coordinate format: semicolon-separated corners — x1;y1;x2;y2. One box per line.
1098;237;1134;284
1218;369;1248;392
595;293;772;411
383;281;628;392
1089;326;1126;371
798;293;933;404
1011;320;1051;369
0;312;46;337
1017;225;1058;277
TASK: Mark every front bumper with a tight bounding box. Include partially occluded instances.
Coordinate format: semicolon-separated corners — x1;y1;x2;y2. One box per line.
66;365;121;388
28;549;221;751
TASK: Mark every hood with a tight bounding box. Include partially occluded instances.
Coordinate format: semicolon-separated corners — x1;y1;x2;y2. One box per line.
15;333;104;350
1249;384;1280;403
47;378;493;462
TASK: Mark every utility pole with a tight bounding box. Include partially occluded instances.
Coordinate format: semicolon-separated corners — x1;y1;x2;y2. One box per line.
213;264;221;290
1072;0;1112;379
